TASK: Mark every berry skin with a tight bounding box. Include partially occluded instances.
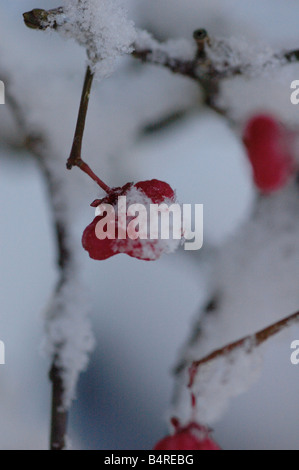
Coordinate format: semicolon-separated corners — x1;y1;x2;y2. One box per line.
153;422;221;451
243;114;295;193
82;179;177;261
135;180;175;204
81;219;116;261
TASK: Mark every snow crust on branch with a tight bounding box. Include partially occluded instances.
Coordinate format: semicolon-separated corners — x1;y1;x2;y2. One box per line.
44;270;95;408
60;0;136;76
134;30;196;64
190;339;263;424
206;36;285;77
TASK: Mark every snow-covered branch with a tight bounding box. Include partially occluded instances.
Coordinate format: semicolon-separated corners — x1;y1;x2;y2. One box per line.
189;309;299;386
2;68;94;450
132;30;200;81
23;6;299;82
23;4;299;116
181;309;299;426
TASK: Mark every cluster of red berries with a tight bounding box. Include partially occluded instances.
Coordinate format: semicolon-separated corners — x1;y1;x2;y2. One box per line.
82;179;176;261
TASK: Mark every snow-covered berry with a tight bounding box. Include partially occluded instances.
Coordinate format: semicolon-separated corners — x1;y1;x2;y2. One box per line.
153;421;221;451
82;179;180;261
243;114;295;193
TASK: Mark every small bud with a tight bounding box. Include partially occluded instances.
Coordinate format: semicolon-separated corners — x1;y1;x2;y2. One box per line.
23;8;64;31
193;29;210;58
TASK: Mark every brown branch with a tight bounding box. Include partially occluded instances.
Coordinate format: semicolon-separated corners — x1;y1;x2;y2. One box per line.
131;48;199;80
189;309;299;388
66;66;111;192
49;362;68;450
67;66;94;169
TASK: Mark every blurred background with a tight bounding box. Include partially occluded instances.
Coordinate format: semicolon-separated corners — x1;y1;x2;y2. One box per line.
1;0;299;450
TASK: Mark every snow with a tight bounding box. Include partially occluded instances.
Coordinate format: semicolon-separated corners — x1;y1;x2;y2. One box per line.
189;339;263;425
43;270;95;408
135;30;196;63
119;185;182;258
60;0;136;76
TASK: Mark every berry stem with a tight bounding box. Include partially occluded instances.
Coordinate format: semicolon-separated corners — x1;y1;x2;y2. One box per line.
77;160;111;193
67;66;111;193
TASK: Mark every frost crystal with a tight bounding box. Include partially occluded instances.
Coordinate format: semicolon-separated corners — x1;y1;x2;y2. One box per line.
60;0;136;76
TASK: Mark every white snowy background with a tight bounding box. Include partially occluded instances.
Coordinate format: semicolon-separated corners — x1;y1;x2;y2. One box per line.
1;0;299;449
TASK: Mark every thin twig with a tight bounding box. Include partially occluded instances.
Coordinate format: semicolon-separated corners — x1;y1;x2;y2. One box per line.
66;66;111;193
67;66;94;169
189;309;299;387
23;9;111;192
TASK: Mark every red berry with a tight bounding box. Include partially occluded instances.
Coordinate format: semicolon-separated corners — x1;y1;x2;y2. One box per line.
81;217;116;261
135;180;175;204
243;114;295;193
154;422;221;451
82;179;177;261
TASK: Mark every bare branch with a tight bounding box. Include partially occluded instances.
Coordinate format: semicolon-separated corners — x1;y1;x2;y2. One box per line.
66;66;111;193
